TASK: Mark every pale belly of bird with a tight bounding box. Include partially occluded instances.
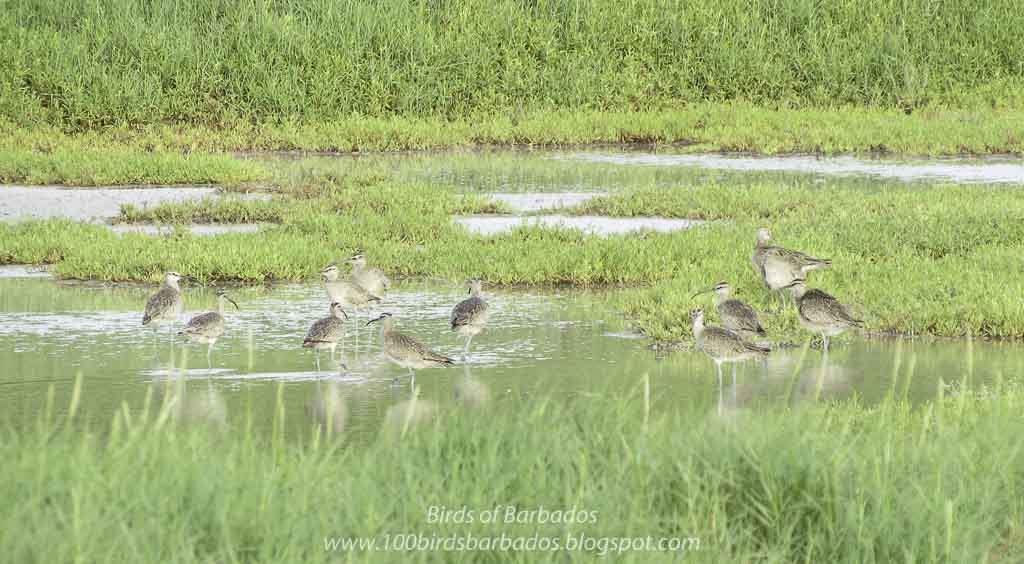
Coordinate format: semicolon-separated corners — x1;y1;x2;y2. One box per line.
797;310;848;336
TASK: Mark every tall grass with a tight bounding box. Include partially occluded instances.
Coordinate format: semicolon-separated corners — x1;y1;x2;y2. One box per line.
2;0;1023;130
3;375;1024;562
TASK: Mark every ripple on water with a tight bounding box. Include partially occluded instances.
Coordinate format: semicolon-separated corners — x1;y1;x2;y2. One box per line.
455;215;700;236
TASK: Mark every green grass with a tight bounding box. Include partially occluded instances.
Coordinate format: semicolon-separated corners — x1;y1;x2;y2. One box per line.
4;0;1024;128
3;164;1024;342
4;375;1024;562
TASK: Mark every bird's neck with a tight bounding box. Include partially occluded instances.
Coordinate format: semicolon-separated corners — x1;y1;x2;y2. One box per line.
351;263;366;275
469;288;482;298
217;297;226;315
714;291;728;306
791;286;808;299
163;279;180;291
692;320;704;339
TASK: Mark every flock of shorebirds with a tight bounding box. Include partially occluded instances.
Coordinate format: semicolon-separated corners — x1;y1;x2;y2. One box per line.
141;251;489;384
140;229;862;389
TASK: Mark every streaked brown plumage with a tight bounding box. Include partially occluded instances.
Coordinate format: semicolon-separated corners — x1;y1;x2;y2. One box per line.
787;278;864;352
450;279;490;359
142;271;185;326
178;289;239;367
692;281;767;341
691;307;770;414
368;312;454;384
303;302;349;371
753;228;831;306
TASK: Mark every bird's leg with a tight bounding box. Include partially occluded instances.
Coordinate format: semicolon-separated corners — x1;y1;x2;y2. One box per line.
315;349;321;372
823;335;830;354
716;363;724;416
462;336;473;362
732;364;738;403
206;343;213;371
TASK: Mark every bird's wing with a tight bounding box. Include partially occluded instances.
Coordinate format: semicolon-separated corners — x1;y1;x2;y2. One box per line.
720;299;765;334
451;297;486;328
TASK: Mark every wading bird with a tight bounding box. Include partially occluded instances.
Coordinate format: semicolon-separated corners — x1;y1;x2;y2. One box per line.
142;271;190;346
303;302;349;371
322;262;380;341
450;279;490;360
177;289;239;369
346;251;391;298
785;278;864;353
752;228;831;308
690;308;770;414
691;281;767;342
367;312;454;386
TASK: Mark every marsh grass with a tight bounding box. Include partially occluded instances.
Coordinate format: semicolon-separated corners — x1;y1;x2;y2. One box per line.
4;373;1024;562
4;165;1024;341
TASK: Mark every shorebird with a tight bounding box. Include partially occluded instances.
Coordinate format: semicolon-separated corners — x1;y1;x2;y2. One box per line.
142;271;190;345
785;278;864;352
177;289;239;369
691;308;770;414
450;279;490;360
346;251;391;298
303;302;349;371
322;262;380;340
367;312;454;385
692;281;767;342
752;228;831;308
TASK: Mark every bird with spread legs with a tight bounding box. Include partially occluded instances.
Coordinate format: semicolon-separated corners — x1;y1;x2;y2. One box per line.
346;251;391;298
752;227;831;308
450;279;490;360
785;278;864;352
690;308;770;414
691;281;767;342
303;302;349;371
367;312;454;386
142;271;191;346
177;289;239;369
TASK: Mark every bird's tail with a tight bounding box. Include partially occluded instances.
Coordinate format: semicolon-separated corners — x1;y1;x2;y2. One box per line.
432;354;456;366
802;257;832;271
368;294;382;303
303;339;328;348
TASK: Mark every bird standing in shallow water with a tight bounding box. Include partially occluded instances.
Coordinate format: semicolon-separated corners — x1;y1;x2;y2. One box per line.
142;271;189;347
367;312;454;386
692;281;767;342
346;251;390;298
303;302;349;372
178;289;239;369
691;308;770;414
785;278;863;353
752;228;831;309
450;279;490;361
322;262;380;345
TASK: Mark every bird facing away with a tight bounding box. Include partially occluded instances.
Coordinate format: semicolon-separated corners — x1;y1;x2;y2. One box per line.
347;251;391;298
691;308;770;413
752;228;831;307
142;271;186;327
321;263;381;312
450;279;490;360
786;278;864;352
177;289;239;368
303;302;349;371
367;312;454;385
692;281;767;341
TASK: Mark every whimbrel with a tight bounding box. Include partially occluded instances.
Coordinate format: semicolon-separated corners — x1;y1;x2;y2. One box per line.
367;312;454;385
691;308;770;414
322;262;380;342
303;302;349;371
450;279;490;360
785;278;864;352
347;251;391;298
752;228;831;308
692;281;767;341
142;271;189;346
177;289;239;369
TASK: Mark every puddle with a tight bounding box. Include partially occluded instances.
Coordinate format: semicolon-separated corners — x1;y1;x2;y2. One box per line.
106;224;261;236
0;185;267;223
1;277;1019;442
455;215;700;236
486;192;605;212
0;265;52;278
560;153;1024;184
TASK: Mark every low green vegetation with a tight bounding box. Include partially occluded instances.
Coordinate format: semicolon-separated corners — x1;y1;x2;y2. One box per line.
3;163;1024;342
4;376;1024;562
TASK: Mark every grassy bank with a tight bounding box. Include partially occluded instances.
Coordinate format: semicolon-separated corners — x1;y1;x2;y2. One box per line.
4;378;1024;562
4;0;1023;127
2;161;1024;342
3;103;1024;185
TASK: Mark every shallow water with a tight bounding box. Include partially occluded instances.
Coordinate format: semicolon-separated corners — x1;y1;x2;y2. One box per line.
1;276;1017;441
455;215;699;236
